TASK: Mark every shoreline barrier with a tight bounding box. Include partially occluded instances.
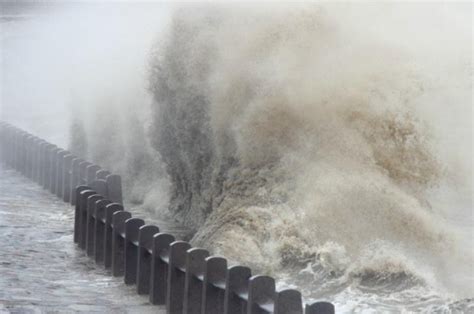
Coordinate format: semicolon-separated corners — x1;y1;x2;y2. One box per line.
0;121;335;314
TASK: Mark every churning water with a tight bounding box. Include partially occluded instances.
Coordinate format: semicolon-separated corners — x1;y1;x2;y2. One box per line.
1;2;472;312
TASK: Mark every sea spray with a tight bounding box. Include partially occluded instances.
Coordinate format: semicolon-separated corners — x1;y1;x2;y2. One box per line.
146;3;472;306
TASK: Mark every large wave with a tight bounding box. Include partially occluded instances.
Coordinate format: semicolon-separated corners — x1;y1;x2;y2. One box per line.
145;3;472;300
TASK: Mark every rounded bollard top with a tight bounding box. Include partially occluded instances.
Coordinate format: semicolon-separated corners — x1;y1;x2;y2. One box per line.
152;233;176;261
105;203;124;222
138;225;160;252
248;275;276;305
186;248;210;279
305;302;335;314
204;256;227;288
274;289;302;314
125;218;146;243
112;211;132;235
169;241;192;271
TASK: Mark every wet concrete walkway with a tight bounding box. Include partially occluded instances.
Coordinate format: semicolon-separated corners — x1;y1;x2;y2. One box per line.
0;164;165;313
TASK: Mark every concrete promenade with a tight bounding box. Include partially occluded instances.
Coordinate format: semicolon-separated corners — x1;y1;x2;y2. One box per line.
0;164;165;313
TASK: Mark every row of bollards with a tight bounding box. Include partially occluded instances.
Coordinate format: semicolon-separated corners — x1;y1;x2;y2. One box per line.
0;121;335;314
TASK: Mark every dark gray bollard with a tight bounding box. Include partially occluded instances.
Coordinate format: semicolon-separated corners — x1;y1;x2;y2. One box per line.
96;169;111;180
70;158;84;205
33;139;45;183
86;195;104;255
25;135;35;178
42;144;55;189
93;199;112;264
137;225;160;295
73;186;91;228
104;203;124;268
106;174;123;204
30;136;40;179
202;256;227;314
86;164;101;184
8;128;18;168
166;241;192;314
112;211;132;277
74;189;96;245
150;233;175;305
37;141;48;184
79;161;92;185
274;289;302;314
14;130;25;171
49;147;61;193
55;150;68;197
183;248;210;314
305;302;335;314
248;275;276;314
90;179;107;197
224;265;252;314
21;134;29;175
17;131;28;170
23;134;34;178
20;134;29;175
33;138;44;183
62;154;75;203
22;134;31;175
124;218;145;285
73;186;93;243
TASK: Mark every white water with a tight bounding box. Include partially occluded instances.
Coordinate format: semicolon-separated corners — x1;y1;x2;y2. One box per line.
1;2;472;312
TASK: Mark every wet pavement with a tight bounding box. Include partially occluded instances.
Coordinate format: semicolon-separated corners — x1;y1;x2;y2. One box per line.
0;164;165;313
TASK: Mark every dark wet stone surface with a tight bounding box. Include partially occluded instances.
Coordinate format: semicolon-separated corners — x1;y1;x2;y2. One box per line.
0;164;165;313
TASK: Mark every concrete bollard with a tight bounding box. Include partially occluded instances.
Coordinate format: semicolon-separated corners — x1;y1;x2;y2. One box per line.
202;256;227;314
70;158;84;205
106;174;123;204
104;203;124;268
14;129;23;170
2;125;12;165
20;133;28;174
42;144;55;189
305;302;335;314
111;210;132;277
73;186;91;242
137;225;160;295
247;275;276;314
90;179;107;197
86;195;104;256
14;130;25;172
24;134;33;176
93;199;112;264
32;138;43;183
124;218;145;285
37;141;48;184
23;135;33;177
166;241;192;314
150;233;175;305
8;127;17;167
55;150;69;198
224;265;252;314
34;138;44;183
24;135;34;178
49;147;61;193
74;189;96;246
19;133;29;175
183;248;210;314
274;289;302;314
62;154;75;203
78;161;92;185
86;164;101;184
